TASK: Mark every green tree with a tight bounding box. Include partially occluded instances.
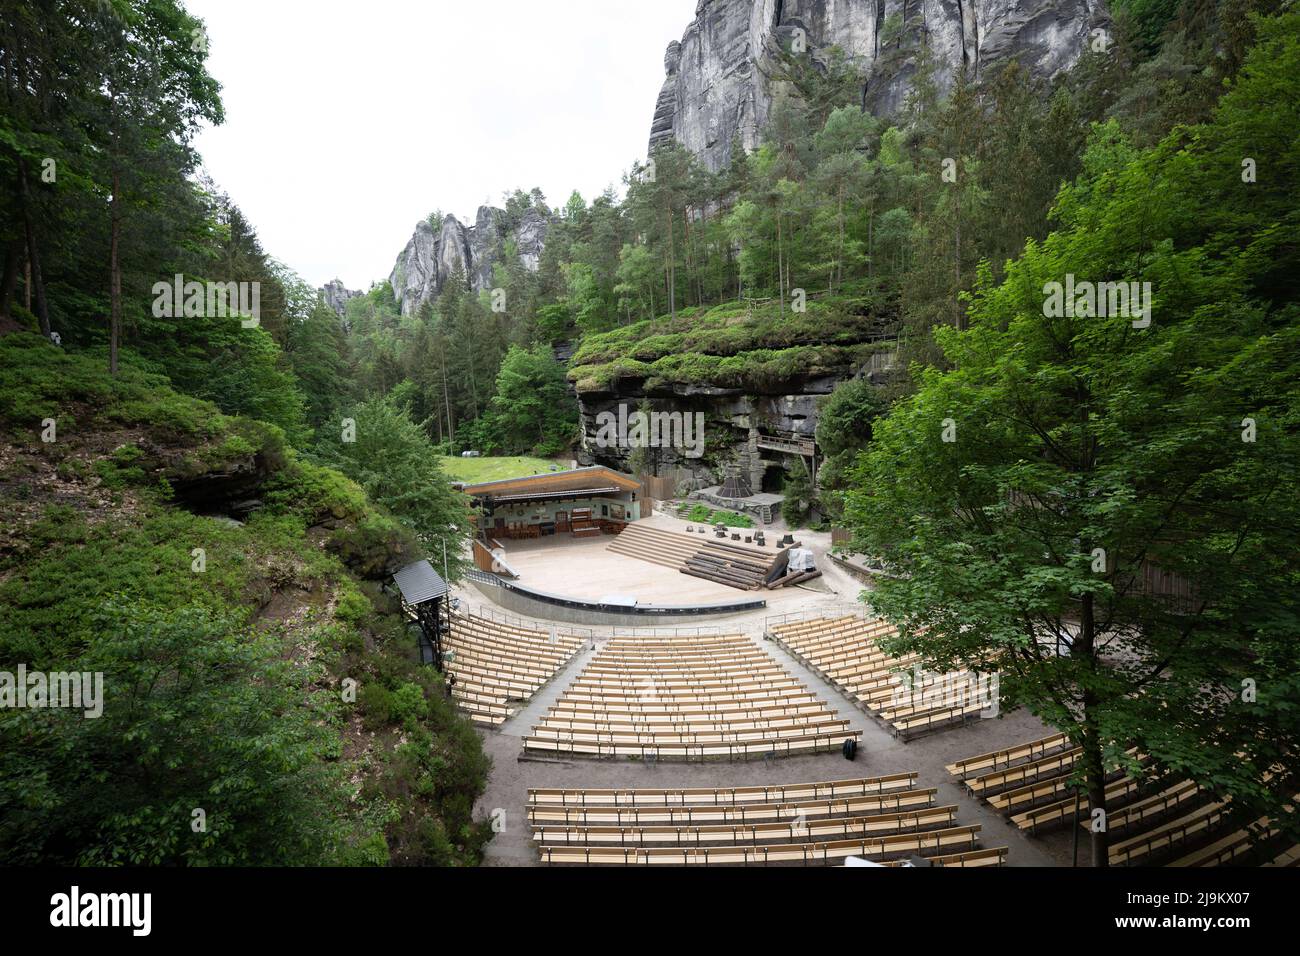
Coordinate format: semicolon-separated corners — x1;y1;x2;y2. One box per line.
0;603;352;866
482;343;577;456
846;15;1300;865
314;394;471;577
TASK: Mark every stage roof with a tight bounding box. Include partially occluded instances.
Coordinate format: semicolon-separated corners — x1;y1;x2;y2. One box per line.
461;466;642;500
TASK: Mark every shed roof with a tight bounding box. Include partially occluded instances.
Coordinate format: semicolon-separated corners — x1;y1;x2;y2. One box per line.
392;559;449;605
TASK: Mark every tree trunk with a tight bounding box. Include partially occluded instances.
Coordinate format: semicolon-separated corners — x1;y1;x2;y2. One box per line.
441;353;454;446
1076;592;1109;867
867;203;874;280
776;213;785;314
0;238;20;320
17;165;51;337
954;184;963;330
837;185;845;291
666;204;676;319
110;168;123;376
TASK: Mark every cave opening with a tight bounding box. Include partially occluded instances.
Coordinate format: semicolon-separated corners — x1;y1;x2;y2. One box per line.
761;462;785;495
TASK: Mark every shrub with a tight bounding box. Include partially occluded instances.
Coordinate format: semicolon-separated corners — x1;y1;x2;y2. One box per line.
359;683;394;729
390;683;430;729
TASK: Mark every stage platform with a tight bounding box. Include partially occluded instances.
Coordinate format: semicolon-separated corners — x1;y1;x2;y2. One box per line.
481;527;821;610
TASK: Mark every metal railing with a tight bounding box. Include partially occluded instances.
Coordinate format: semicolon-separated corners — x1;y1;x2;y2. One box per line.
451;599;594;640
763;604;871;633
610;624;727;638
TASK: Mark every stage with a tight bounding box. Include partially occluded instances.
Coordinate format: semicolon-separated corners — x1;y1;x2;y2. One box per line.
471;514;830;623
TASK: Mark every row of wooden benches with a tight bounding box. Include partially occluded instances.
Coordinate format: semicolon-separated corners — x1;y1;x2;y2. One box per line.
523;633;857;759
949;731;1298;866
537;838;1007;866
769;616;990;740
528;774;1007;867
444;614;587;726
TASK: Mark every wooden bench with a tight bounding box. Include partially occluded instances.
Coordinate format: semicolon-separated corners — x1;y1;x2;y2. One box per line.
532;806;961;846
528;773;919;807
947;732;1073;779
538;825;982;865
526;790;939;826
1108;799;1230;866
441;614;585;726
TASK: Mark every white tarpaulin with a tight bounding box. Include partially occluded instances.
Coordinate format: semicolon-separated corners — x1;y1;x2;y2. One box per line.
787;547;816;572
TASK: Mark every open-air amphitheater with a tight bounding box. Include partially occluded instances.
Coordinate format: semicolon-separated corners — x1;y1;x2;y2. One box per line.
403;469;1298;869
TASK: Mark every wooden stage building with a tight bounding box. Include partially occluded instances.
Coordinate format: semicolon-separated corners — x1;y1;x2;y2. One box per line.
463;466;645;544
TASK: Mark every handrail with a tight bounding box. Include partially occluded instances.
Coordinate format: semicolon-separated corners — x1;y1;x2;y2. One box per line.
451;597;594;640
763;604;870;632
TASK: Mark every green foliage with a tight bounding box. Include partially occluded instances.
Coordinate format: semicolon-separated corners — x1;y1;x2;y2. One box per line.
1;603;351;866
0;333;218;440
781;457;815;528
476;344;577;455
312;394;471;577
845;11;1300;854
287;298;353;428
685;504;754;529
0;325;490;867
816;376;891;514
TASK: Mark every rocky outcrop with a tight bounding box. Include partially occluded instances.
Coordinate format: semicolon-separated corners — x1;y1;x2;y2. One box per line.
389;206;552;317
320;279;361;318
576;353;897;492
390;220;439;316
515;208;550;273
651;0;1110;171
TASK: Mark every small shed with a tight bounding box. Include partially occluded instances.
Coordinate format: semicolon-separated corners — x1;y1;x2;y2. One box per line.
392;559;450;668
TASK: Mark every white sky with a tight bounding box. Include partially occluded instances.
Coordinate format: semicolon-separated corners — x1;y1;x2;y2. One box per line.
188;0;696;290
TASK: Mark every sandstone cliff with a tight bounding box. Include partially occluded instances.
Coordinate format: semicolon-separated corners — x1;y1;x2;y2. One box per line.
389;207;551;317
320;279;361;318
650;0;1110;172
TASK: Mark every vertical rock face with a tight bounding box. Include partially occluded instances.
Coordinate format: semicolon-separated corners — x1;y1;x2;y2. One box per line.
470;206;507;291
319;279;361;318
388;207;552;317
390;220;440;316
515;208;550;273
651;0;1110;172
436;215;473;285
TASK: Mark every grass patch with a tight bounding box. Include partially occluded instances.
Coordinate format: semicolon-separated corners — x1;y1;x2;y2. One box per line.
439;455;563;483
683;503;755;528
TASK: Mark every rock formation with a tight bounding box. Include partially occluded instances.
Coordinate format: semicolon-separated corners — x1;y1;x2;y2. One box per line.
650;0;1111;172
576;355;897;493
319;279;361;318
389;207;551;317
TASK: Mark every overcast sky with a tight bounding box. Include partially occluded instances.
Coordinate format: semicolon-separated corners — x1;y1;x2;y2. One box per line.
187;0;696;290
